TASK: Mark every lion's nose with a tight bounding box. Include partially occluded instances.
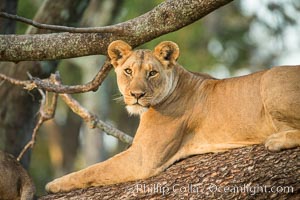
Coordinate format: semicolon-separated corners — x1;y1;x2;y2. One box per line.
130;92;146;99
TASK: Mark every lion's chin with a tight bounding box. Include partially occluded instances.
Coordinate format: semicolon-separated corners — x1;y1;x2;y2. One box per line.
126;105;149;116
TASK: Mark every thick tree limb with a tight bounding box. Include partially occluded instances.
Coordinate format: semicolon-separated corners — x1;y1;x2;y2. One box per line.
40;145;299;199
0;0;234;62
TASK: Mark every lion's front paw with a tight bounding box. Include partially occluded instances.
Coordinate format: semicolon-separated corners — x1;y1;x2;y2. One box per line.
265;134;285;152
265;130;300;152
45;179;63;194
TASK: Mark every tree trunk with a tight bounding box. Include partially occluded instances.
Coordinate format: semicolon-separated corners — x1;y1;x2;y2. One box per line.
0;0;18;34
40;145;299;199
0;0;89;168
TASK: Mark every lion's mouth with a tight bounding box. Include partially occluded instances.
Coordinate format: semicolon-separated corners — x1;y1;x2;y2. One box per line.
132;101;150;108
123;95;151;108
126;98;150;108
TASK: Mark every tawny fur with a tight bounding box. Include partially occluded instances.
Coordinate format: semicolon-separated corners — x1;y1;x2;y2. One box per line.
46;40;300;193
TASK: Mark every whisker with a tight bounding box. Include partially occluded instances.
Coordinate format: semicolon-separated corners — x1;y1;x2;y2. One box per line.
113;96;124;102
112;93;122;98
111;93;123;102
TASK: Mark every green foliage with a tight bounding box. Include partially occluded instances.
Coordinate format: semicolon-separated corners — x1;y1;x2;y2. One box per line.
123;0;300;75
16;0;41;34
30;133;53;196
122;1;255;74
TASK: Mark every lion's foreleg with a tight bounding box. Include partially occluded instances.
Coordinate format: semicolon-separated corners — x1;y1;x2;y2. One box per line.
45;147;147;193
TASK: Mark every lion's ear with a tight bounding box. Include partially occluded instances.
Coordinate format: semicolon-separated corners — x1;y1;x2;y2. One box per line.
154;41;179;67
108;40;132;67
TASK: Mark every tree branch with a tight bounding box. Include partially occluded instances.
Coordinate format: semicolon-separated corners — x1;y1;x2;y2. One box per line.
0;0;234;62
0;59;112;93
0;71;133;144
32;60;112;93
52;73;133;144
0;73;33;88
17;88;58;161
40;145;300;199
0;0;90;168
0;11;126;33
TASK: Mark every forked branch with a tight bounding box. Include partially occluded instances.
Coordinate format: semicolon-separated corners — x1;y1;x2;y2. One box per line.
0;70;133;156
0;59;112;94
17;87;58;161
31;60;113;93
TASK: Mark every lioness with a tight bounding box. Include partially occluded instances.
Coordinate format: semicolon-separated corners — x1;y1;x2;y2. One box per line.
46;40;300;193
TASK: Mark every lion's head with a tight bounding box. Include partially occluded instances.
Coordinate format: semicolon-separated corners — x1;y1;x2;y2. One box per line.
108;40;180;115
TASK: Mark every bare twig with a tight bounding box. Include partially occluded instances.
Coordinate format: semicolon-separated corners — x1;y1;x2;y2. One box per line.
51;73;133;144
17;88;58;161
0;12;126;33
0;73;36;90
0;67;132;145
0;60;112;93
32;60;113;93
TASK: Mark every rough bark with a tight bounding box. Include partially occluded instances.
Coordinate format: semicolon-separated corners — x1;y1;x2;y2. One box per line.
40;145;300;199
0;0;88;168
0;0;234;62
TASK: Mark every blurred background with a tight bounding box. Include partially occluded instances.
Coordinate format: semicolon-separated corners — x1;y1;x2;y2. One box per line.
8;0;300;195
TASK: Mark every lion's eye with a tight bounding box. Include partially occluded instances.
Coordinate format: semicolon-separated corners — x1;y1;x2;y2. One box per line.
124;68;132;75
149;70;158;77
